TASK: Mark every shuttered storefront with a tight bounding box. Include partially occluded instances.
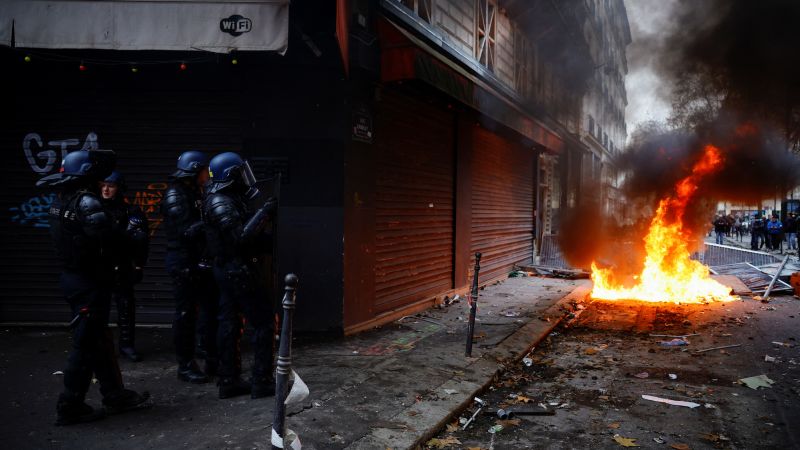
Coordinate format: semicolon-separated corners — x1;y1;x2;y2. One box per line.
470;125;535;283
373;90;455;314
2;60;242;323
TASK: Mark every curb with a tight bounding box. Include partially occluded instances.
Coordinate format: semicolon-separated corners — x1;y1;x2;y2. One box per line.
346;283;592;450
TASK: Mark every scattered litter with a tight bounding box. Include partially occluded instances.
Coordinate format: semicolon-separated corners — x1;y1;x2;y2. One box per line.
693;344;741;354
52;371;63;376
502;311;521;317
612;434;640;447
670;444;690;450
496;418;521;427
557;403;569;409
458;417;467;425
700;433;730;443
641;394;700;408
585;347;600;355
425;436;461;449
650;333;699;338
488;424;503;434
653;437;666;444
443;295;460;306
522;356;533;367
444;389;458;395
738;374;775;390
764;355;776;363
634;372;650;379
772;341;791;347
660;338;690;347
703;403;716;409
668;374;678;380
312;401;323;407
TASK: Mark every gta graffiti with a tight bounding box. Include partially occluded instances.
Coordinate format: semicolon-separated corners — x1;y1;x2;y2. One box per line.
9;193;57;228
23;132;99;174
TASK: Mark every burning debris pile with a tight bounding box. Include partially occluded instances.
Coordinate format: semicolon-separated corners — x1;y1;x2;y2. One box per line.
590;145;735;303
558;0;800;304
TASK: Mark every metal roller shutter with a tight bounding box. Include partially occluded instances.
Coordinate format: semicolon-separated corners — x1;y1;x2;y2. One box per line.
2;61;242;323
373;89;455;314
471;126;535;283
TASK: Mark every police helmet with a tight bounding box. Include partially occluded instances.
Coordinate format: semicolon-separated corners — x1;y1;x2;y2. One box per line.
62;150;115;178
173;150;209;178
103;171;127;192
208;152;259;197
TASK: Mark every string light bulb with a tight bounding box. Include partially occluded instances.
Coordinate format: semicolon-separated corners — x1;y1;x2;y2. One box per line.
131;66;139;73
24;55;32;63
179;63;187;71
79;62;87;71
231;58;238;65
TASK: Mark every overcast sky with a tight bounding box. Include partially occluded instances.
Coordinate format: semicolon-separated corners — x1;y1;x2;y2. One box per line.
623;0;676;138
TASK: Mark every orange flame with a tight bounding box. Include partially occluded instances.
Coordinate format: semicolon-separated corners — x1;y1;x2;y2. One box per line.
590;145;736;303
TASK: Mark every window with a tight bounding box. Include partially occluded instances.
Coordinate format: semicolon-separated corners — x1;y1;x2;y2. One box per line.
399;0;433;23
588;115;595;137
603;132;608;148
513;26;528;95
475;0;496;71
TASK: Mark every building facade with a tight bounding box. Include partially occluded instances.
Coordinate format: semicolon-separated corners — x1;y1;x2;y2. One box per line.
1;0;630;334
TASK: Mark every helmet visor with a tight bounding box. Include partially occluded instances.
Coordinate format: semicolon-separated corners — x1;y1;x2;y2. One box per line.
241;160;257;187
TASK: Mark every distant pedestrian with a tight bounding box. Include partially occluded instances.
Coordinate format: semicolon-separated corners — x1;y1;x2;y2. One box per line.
766;215;783;251
734;216;743;242
784;212;798;252
713;215;727;244
750;215;765;250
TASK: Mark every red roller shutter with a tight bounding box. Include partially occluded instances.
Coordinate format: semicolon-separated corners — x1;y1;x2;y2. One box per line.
471;126;535;283
373;89;455;314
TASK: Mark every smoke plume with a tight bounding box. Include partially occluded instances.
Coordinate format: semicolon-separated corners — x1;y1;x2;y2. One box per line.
559;0;800;270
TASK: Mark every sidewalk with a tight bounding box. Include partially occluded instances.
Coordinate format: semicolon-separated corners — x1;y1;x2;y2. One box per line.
0;276;586;450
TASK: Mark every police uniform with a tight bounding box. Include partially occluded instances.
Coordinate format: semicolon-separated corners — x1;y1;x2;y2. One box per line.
45;151;149;425
104;186;149;361
203;151;276;399
162;151;219;382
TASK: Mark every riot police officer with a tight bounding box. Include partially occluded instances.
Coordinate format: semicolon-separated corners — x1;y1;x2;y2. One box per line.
44;150;150;425
204;152;277;399
100;171;149;362
162;151;218;383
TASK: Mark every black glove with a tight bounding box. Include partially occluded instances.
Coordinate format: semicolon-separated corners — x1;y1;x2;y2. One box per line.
183;221;204;241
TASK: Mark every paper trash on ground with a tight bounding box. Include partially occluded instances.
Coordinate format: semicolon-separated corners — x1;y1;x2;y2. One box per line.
738;374;775;390
641;394;700;408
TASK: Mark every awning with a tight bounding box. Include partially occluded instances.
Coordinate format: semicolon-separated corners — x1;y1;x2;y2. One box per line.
1;0;288;54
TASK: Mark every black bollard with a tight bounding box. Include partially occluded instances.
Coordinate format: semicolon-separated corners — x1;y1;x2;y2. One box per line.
465;252;482;357
272;274;298;450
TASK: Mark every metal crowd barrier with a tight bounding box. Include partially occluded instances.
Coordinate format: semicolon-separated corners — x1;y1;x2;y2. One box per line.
695;243;780;267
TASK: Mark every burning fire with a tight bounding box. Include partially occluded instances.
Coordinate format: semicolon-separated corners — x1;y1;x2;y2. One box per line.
590;145;736;303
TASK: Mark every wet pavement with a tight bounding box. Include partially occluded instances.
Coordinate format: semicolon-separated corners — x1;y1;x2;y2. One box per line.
426;293;800;449
0;276;584;450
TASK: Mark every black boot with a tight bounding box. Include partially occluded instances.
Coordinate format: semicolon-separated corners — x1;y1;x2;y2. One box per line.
177;361;210;384
250;377;275;399
102;389;151;415
119;346;142;362
55;393;105;426
218;377;251;399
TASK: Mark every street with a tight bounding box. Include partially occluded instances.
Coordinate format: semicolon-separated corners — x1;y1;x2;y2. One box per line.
428;294;800;449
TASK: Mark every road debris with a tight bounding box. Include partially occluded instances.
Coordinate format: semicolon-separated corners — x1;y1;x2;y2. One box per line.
641;394;700;408
738;374;775;390
692;343;741;353
764;355;776;363
660;338;690;347
612;434;640;447
668;373;678;380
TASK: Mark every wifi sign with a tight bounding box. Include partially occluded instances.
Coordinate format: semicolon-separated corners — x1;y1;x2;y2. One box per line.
220;15;253;37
